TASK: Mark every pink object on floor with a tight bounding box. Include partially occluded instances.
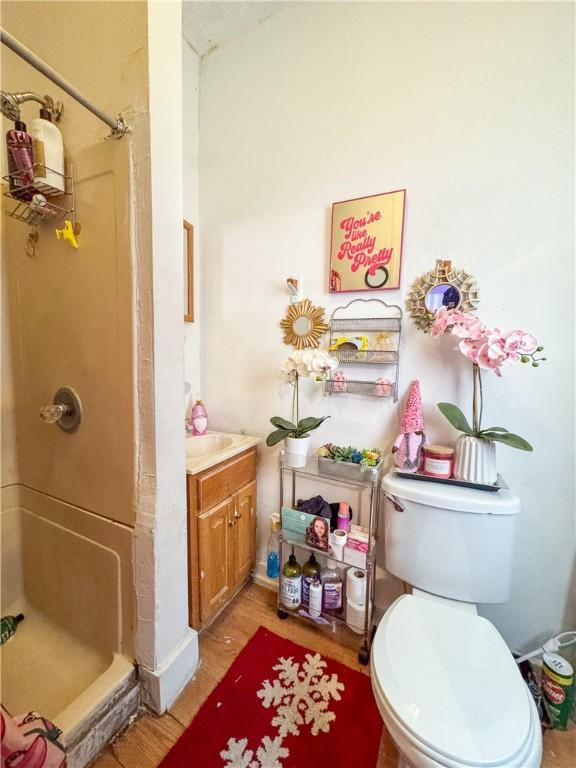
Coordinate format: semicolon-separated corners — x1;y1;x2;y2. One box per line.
1;706;67;767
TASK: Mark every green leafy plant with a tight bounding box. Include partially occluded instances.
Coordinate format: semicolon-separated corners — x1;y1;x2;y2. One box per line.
437;402;533;451
317;443;382;466
266;416;330;447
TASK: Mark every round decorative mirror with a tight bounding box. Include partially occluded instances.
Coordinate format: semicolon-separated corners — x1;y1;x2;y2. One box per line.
280;299;329;350
293;316;312;335
406;260;479;332
424;283;462;312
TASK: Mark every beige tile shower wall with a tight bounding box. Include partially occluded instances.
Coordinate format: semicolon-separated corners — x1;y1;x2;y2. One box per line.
1;1;150;525
1;485;134;658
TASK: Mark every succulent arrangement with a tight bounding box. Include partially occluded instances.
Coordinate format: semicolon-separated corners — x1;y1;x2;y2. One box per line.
317;443;382;467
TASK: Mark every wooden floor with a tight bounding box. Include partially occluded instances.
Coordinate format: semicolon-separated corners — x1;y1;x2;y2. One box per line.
92;583;575;768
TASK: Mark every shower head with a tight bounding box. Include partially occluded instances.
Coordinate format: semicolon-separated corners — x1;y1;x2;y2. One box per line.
0;91;63;123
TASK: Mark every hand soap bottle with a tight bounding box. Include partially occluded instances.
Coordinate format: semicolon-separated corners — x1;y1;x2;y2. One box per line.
30;108;65;193
191;400;208;435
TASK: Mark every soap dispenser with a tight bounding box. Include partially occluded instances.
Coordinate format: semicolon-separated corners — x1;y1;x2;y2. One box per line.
30;107;65;193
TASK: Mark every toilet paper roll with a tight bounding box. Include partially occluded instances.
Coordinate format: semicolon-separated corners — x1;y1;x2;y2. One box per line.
346;568;367;605
346;597;371;635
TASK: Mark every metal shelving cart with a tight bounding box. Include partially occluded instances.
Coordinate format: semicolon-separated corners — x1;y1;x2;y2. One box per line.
325;298;403;402
277;450;382;664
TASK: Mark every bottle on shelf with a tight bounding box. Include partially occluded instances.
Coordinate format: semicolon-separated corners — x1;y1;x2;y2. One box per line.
322;560;344;616
308;576;323;618
281;549;302;611
302;553;321;607
266;515;281;579
337;501;351;532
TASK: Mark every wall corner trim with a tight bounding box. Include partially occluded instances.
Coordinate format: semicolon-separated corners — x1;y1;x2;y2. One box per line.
139;629;199;714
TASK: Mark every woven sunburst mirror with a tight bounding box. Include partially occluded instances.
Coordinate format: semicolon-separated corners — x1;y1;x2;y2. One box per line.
280;298;329;350
407;259;480;332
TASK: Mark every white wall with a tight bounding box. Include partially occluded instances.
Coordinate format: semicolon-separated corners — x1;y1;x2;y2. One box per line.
197;2;575;651
135;0;198;712
183;37;201;404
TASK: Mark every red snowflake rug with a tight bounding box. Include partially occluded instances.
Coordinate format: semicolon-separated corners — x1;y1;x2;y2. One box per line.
160;626;383;767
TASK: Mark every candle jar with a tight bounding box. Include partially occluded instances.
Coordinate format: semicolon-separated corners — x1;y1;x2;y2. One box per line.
422;445;454;479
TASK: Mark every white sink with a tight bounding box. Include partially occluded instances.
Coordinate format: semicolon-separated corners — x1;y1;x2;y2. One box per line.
186;431;261;474
186;433;234;459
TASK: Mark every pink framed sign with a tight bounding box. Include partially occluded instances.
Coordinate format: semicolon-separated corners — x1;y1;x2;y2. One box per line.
329;189;406;292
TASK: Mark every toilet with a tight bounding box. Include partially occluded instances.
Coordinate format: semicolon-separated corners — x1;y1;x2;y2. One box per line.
371;472;542;768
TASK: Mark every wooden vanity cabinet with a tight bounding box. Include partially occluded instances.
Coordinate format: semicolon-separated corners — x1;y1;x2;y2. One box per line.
187;448;257;629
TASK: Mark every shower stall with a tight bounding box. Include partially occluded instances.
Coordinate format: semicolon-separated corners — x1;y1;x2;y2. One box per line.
1;8;148;764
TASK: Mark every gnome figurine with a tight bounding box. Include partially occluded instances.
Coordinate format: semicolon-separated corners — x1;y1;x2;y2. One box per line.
392;381;426;472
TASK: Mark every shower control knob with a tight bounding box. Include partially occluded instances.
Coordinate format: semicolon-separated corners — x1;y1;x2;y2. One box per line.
39;387;83;433
40;403;70;424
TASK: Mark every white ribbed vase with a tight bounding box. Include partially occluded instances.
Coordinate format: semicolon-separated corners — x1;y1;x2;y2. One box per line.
453;435;497;484
284;436;310;468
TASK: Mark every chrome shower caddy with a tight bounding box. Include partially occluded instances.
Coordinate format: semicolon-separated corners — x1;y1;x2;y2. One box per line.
277;450;381;665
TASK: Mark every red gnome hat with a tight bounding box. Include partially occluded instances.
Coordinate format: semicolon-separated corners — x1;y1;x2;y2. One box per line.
400;380;424;433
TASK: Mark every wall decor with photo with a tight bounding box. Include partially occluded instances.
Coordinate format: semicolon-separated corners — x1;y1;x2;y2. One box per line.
329;189;406;293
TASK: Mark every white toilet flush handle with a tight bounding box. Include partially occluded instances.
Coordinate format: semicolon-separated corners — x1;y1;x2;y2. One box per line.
384;492;405;512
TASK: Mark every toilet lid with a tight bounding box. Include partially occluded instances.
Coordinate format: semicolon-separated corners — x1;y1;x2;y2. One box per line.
372;595;531;766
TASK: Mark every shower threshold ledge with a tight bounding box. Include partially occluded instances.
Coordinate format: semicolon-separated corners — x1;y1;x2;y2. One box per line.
1;601;138;766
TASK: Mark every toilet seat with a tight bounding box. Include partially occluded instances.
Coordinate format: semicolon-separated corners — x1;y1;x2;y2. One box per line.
371;595;539;767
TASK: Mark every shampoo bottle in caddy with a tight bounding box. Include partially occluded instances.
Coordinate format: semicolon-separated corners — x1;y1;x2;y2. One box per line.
30;108;65;193
281;549;302;611
6;120;35;200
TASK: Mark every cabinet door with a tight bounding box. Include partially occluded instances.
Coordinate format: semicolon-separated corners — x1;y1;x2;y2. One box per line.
198;497;234;623
233;481;257;586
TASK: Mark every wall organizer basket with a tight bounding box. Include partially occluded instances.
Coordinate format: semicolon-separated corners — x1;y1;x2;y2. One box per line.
325;298;403;402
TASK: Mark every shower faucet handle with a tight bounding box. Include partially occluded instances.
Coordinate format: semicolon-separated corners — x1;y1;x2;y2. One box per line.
40;403;70;424
39;387;82;432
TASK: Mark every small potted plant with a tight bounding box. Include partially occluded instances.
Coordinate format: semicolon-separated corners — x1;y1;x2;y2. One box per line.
430;307;545;483
266;350;338;468
317;443;383;480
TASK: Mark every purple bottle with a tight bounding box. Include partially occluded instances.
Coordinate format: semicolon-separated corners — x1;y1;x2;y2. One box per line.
191;400;208;435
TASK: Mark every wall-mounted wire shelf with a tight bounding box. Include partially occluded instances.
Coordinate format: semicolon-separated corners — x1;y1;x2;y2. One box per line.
325;378;394;398
326;298;403;402
331;316;401;333
336;349;397;365
2;163;74;226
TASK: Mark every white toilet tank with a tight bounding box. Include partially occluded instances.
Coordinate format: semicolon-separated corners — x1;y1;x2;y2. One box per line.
382;472;520;604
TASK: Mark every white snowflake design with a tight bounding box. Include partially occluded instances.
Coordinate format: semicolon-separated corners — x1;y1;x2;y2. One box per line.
221;735;289;768
221;651;345;767
257;653;345;738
